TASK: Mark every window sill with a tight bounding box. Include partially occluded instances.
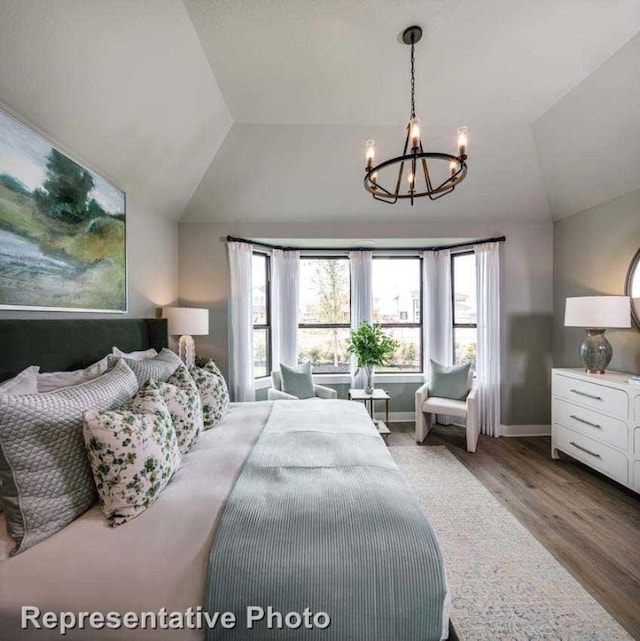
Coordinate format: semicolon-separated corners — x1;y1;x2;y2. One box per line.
255;373;425;390
313;373;425;385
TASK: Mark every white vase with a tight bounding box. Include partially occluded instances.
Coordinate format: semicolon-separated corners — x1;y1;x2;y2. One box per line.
364;364;375;394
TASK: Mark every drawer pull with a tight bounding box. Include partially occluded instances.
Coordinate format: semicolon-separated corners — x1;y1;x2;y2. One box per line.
569;441;601;458
570;389;603;401
569;415;602;430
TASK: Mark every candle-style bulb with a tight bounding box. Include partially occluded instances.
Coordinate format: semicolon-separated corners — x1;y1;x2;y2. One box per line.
409;117;421;149
408;171;415;187
365;139;375;170
457;126;468;157
449;160;457;177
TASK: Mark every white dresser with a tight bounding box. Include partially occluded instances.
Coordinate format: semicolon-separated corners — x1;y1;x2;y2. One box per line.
552;368;640;494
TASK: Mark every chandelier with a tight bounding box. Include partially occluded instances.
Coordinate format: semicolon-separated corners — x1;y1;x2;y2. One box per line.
364;26;469;205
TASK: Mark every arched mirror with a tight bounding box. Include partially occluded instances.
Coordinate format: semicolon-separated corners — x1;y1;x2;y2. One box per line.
626;247;640;328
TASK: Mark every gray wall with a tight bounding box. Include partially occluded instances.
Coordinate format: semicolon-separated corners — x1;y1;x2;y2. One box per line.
553;188;640;374
179;219;554;425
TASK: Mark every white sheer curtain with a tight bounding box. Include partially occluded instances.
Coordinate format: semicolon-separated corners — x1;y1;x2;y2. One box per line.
423;249;453;424
423;249;453;371
271;249;300;368
475;242;501;436
228;241;255;402
349;250;373;388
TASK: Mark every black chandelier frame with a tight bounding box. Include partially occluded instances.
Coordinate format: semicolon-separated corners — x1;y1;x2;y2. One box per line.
364;25;468;205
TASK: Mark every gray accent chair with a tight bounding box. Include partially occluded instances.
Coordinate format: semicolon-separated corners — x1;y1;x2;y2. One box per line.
414;370;479;452
267;370;338;401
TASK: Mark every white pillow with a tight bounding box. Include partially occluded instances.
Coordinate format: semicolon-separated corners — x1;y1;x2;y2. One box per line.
37;356;110;393
112;346;158;360
0;366;40;395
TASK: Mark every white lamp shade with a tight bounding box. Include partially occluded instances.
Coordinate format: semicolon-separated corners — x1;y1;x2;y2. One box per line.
163;307;209;336
564;296;631;328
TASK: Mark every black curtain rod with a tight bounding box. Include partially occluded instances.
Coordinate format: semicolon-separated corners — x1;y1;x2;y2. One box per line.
226;235;506;253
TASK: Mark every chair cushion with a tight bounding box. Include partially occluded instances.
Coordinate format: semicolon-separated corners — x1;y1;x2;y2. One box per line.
280;362;314;399
422;397;468;418
428;360;471;400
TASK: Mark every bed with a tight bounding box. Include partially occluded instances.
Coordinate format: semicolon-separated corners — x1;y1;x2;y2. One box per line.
0;319;455;641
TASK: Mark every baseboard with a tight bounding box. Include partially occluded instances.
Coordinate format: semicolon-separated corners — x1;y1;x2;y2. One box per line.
374;411;415;423
499;424;551;437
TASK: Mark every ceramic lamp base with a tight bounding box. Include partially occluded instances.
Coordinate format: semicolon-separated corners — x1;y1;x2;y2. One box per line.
178;334;196;369
579;328;612;374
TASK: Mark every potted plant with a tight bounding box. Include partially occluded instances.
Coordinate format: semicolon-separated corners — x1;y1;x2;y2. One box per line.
346;321;399;394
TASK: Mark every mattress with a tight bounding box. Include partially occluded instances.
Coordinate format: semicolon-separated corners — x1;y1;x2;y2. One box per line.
0;399;451;641
0;402;271;641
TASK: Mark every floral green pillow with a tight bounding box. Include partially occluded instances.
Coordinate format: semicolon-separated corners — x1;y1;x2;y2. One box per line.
158;366;203;454
190;358;230;430
83;381;181;526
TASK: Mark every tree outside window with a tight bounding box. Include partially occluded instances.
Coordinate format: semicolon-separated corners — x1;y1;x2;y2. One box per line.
298;258;350;373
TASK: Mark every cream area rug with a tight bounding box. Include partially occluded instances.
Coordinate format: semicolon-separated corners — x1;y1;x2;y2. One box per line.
390;446;633;641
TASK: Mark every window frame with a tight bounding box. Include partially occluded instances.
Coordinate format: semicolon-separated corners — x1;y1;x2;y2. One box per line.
252;251;272;380
298;255;351;374
372;255;423;374
451;250;477;364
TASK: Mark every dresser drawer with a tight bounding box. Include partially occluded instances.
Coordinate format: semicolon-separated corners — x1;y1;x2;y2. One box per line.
635;394;640;422
553;399;628;451
553;373;629;419
553;424;628;485
635;427;640;455
635;461;640;492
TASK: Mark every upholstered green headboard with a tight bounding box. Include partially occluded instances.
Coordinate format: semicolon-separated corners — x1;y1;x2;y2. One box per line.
0;319;168;382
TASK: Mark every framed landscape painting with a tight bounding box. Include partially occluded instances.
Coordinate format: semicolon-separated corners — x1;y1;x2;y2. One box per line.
0;109;126;312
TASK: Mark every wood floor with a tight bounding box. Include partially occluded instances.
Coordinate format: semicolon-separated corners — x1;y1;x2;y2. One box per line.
388;422;640;640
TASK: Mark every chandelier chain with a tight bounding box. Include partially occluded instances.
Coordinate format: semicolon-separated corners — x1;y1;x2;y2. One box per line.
410;41;415;119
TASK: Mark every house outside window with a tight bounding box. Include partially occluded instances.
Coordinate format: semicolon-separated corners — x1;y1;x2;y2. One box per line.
251;252;271;378
452;251;477;365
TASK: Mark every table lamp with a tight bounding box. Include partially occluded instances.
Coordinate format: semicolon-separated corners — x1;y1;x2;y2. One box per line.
163;307;209;368
564;296;631;374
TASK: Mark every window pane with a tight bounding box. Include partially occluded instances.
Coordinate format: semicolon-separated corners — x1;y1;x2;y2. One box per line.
454;327;477;366
253;328;269;378
252;254;268;325
453;253;476;325
299;258;350;325
373;258;421;324
376;327;421;373
298;328;350;374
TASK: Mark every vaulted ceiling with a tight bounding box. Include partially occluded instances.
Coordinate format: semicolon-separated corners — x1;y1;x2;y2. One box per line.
0;1;638;224
182;0;640;223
